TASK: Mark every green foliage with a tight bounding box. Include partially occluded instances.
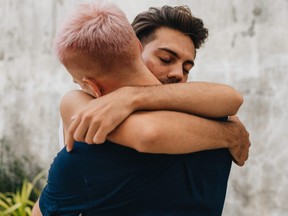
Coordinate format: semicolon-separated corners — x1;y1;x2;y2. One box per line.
0;139;43;194
0;172;45;216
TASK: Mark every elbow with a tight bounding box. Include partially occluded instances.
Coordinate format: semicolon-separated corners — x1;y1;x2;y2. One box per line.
133;124;160;153
228;92;244;116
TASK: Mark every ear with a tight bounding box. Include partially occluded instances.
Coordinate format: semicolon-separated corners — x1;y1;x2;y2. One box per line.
82;77;102;98
137;39;143;52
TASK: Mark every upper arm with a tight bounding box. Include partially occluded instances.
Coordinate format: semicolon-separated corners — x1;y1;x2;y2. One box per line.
32;200;42;216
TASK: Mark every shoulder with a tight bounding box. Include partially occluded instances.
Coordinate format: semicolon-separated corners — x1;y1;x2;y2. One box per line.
47;148;87;190
60;90;94;127
60;90;91;111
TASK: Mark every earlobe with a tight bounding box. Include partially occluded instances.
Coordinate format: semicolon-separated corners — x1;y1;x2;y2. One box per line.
82;77;102;98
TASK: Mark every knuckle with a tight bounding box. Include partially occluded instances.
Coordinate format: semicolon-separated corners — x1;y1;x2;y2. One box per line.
82;113;93;121
73;134;82;141
90;116;102;126
93;135;105;144
93;135;100;144
86;140;93;144
85;137;93;144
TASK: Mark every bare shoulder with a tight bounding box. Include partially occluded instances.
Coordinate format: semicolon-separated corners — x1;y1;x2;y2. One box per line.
60;90;94;123
61;90;91;105
60;90;92;109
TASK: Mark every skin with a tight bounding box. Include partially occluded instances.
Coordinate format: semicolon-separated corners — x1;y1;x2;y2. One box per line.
141;27;194;83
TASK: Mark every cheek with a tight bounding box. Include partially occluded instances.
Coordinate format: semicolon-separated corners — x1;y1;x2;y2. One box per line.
145;60;155;71
145;60;163;78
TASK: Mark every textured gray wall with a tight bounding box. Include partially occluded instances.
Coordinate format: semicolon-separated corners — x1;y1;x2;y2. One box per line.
1;0;287;215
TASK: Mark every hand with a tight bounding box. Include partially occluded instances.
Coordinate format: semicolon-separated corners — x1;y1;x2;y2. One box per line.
227;116;251;166
65;87;136;151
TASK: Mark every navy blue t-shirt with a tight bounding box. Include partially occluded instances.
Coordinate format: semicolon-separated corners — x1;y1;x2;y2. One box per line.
40;141;232;216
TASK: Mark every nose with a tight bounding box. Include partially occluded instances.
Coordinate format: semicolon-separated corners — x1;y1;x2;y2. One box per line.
167;66;185;83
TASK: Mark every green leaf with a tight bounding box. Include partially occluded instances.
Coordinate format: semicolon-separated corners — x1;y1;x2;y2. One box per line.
1;203;22;216
0;171;45;216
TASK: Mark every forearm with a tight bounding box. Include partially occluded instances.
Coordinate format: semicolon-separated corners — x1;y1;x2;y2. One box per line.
62;90;246;155
107;111;237;154
128;82;243;118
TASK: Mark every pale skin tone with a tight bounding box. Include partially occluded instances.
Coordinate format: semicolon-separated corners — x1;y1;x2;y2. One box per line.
32;28;250;216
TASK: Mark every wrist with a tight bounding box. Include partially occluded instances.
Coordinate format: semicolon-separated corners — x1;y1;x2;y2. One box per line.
122;86;143;112
123;85;162;111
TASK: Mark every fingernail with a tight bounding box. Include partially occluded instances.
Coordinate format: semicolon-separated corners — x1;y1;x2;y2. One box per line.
66;146;71;152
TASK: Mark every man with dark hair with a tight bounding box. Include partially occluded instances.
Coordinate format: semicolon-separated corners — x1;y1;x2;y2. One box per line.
133;5;208;49
33;3;250;216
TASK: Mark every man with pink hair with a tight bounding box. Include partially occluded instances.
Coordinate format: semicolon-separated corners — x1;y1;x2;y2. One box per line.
33;1;250;215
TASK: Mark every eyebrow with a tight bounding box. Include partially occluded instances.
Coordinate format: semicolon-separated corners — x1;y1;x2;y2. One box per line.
158;47;194;67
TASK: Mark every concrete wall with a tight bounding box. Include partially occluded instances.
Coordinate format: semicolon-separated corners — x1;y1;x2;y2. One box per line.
1;0;287;215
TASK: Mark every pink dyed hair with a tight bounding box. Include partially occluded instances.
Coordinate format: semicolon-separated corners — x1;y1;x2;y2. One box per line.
55;1;138;66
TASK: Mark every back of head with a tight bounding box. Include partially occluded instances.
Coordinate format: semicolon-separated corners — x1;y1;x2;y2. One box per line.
55;1;139;74
132;5;208;49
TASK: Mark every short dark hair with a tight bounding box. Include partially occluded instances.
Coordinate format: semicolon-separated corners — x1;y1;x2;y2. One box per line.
132;5;208;49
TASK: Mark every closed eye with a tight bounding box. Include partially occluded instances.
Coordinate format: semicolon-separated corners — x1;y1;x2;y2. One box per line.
160;58;172;63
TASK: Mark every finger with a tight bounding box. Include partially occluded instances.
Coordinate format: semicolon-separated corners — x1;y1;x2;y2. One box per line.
231;156;239;165
65;116;81;152
71;115;77;121
73;118;89;142
66;131;75;152
238;150;247;166
85;122;100;144
93;127;107;144
231;149;245;167
233;157;244;166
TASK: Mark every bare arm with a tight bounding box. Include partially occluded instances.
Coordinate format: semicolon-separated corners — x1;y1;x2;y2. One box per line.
128;82;243;118
107;111;250;166
67;82;243;144
107;111;245;154
32;200;42;216
63;90;249;165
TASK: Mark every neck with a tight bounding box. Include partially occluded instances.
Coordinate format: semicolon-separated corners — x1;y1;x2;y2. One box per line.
100;61;161;95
